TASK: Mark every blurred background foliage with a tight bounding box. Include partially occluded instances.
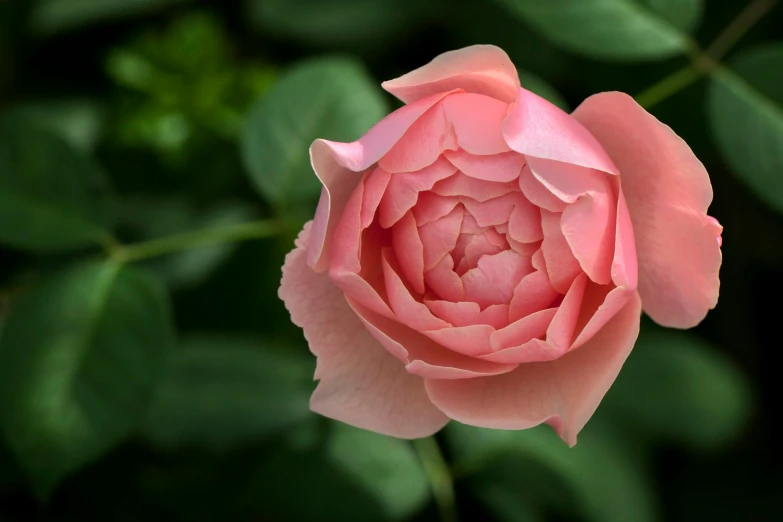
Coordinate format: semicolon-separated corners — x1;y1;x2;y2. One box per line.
0;0;780;520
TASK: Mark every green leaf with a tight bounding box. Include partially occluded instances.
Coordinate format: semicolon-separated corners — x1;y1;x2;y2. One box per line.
643;0;703;32
30;0;194;35
119;198;256;289
0;261;175;498
326;424;430;521
0;116;115;251
518;70;570;111
493;0;694;61
475;487;544;522
245;0;432;46
252;423;430;521
143;336;313;448
241;57;388;205
604;323;752;449
3;99;105;153
447;422;658;522
707;44;783;213
0;443;22;490
252;444;388;522
156;203;257;288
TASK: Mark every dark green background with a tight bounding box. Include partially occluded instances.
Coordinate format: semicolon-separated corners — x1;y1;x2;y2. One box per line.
0;1;780;521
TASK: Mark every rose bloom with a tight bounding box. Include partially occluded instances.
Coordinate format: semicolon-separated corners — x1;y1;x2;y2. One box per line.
279;45;722;444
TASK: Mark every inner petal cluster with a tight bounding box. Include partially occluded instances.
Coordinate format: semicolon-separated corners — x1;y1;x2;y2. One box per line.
372;145;562;351
328;92;624;366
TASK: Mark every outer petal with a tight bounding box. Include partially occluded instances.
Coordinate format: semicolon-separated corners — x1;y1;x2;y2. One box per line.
308;90;456;271
382;44;521;104
443;93;512;155
572;92;721;328
329;181;394;318
280;224;448;438
502;88;619;175
379;101;458;173
424;292;642;446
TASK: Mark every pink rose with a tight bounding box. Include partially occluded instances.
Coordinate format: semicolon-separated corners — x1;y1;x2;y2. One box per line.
279;45;722;444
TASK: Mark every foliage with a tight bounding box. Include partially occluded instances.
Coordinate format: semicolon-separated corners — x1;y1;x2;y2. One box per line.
1;0;778;521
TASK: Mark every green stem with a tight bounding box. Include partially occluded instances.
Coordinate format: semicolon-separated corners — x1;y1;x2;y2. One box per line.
705;0;778;61
413;436;458;522
635;0;776;110
109;219;281;264
634;64;703;109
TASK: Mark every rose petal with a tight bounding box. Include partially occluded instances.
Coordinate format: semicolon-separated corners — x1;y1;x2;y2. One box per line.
280;223;448;438
611;186;639;290
519;164;567;212
485;227;510;249
424;291;642;446
379;156;457;228
540;209;582;293
573;92;720;327
462;193;517;227
308;90;456;270
392;211;425;293
379;101;458;173
361;166;391;228
570;283;633;350
561;191;615;285
532;247;546;272
508;238;541;257
349;298;517;379
431;171;517;201
459;213;483;234
382;44;521;104
443;93;512;155
508;270;560;322
507;193;543;243
382;249;450;331
527;157;611;203
423;324;495;357
462;250;533;307
502;88;619;174
443;148;525;182
528;159;616;285
463;234;504;270
424;254;465;302
412;192;462;225
418;206;464;270
707;216;723;246
425;300;510;329
545;273;587;351
490;307;558;351
329;181;394;318
478;338;559;364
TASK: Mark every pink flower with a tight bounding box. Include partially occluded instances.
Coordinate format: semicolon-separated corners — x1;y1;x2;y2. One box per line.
279;45;722;444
